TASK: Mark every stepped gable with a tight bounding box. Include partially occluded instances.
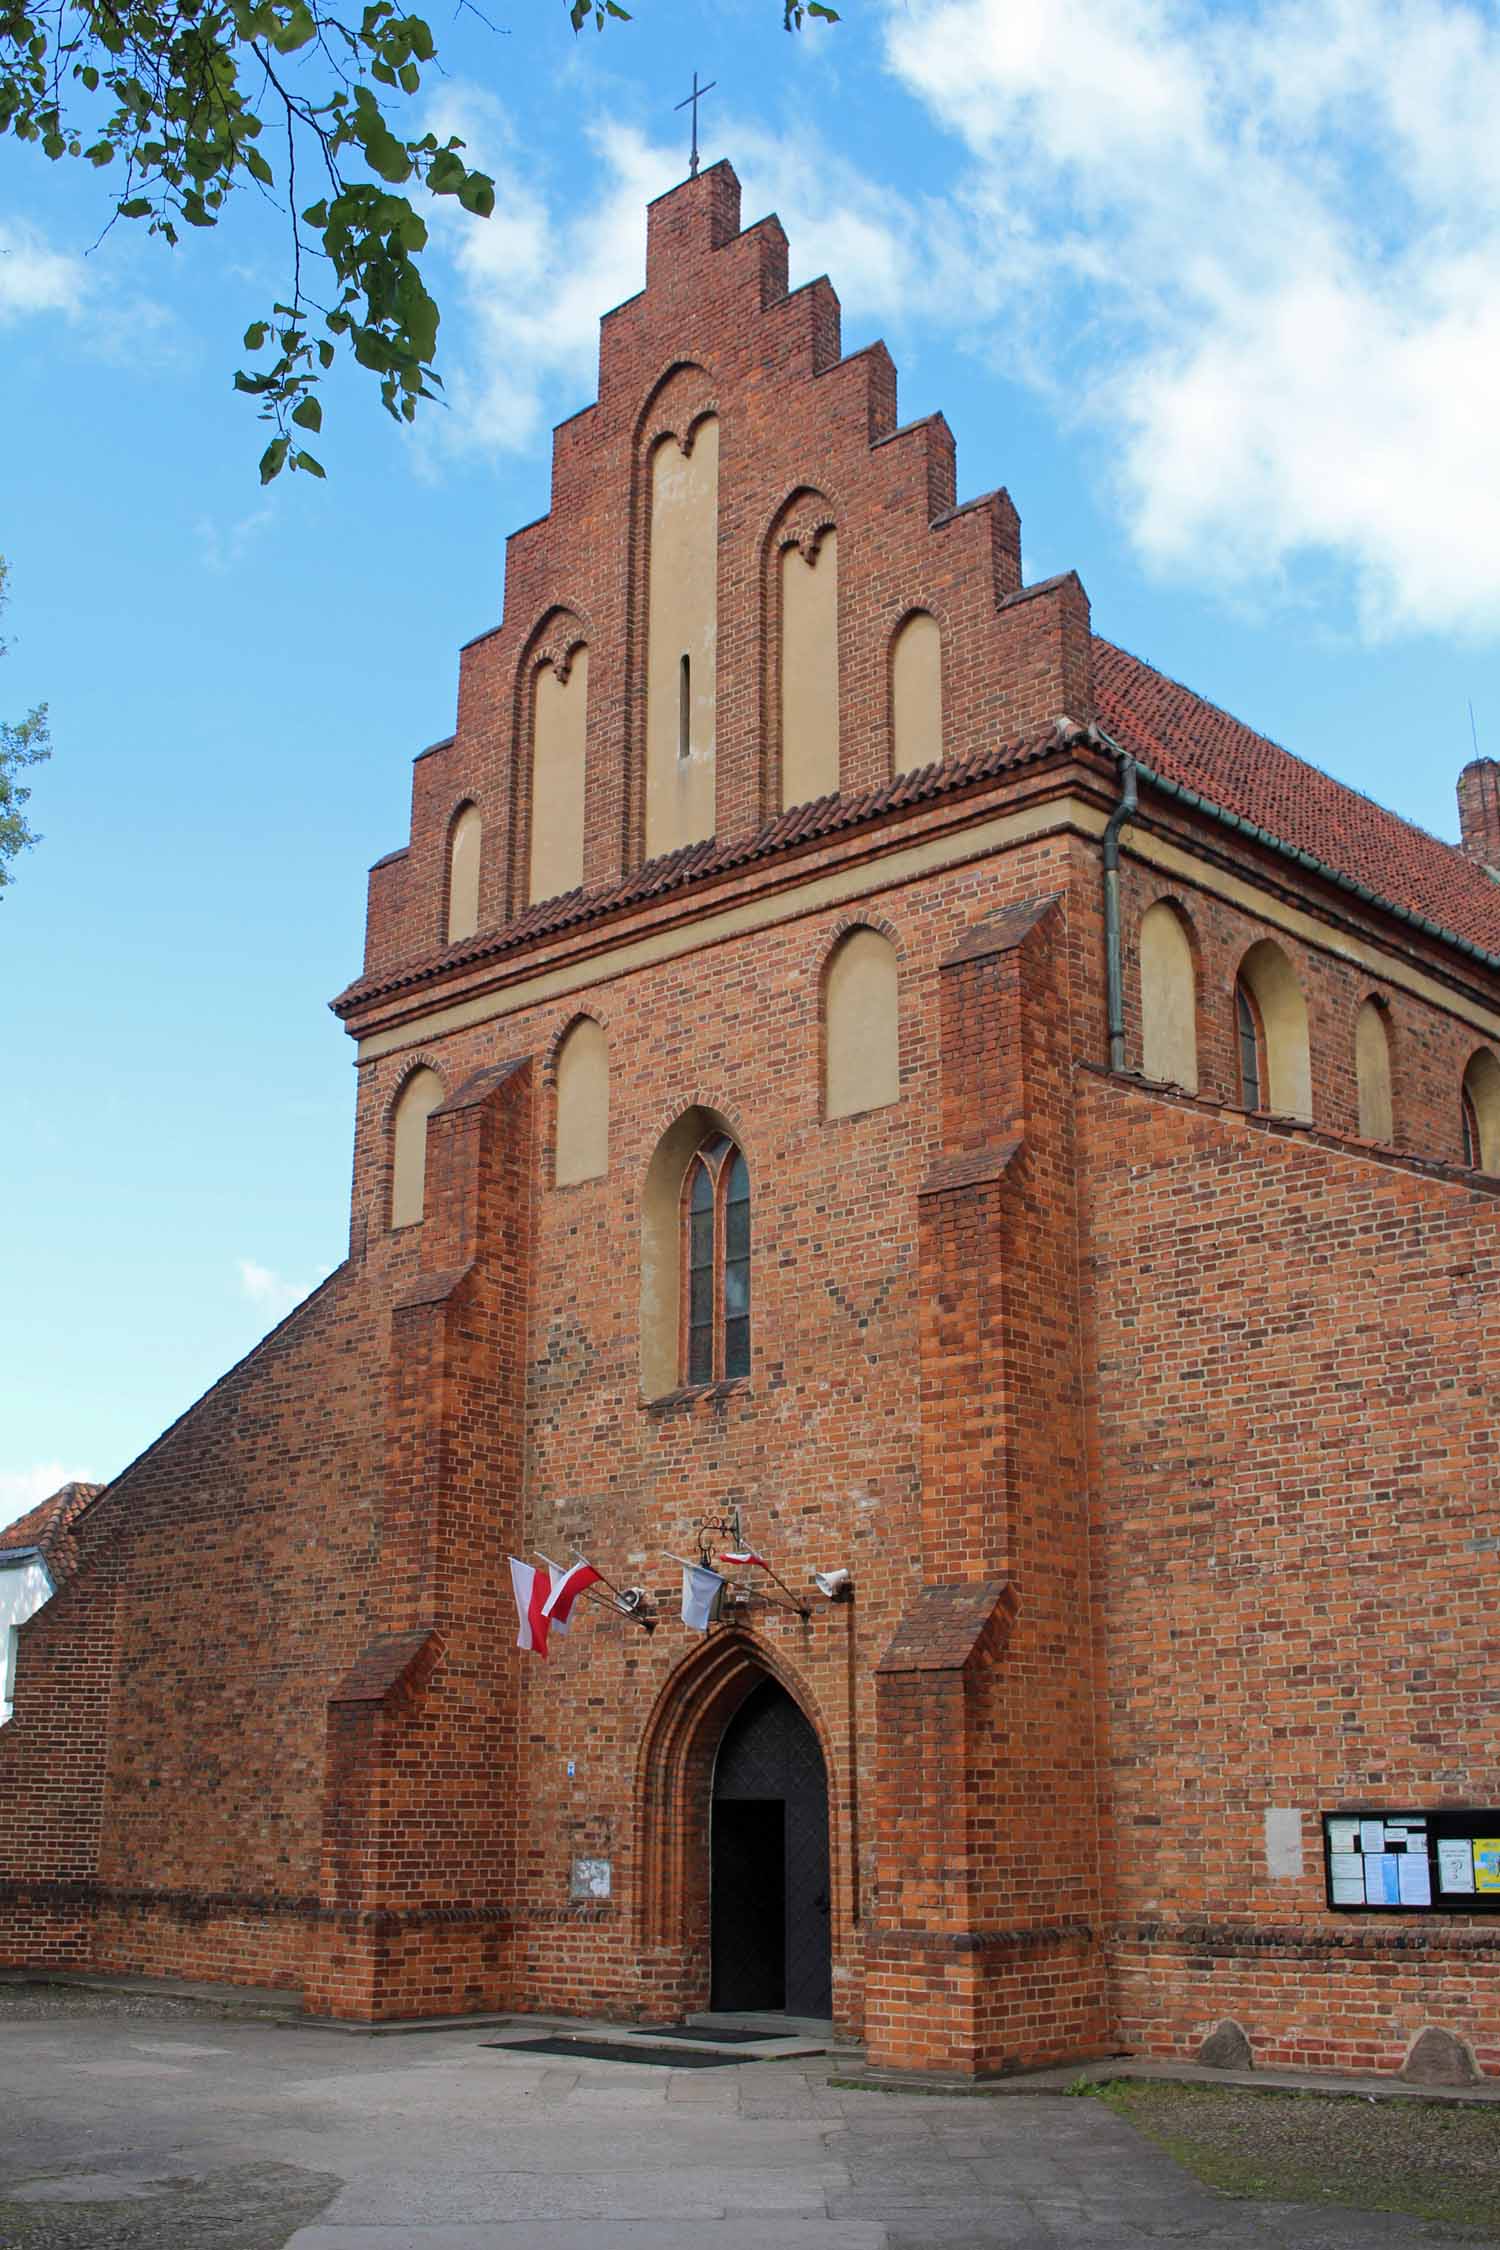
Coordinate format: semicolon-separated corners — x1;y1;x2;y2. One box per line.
1097;638;1500;957
0;1481;102;1585
356;160;1092;990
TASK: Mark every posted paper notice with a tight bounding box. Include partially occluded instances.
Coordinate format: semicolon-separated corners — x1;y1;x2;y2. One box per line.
1397;1855;1432;1907
1438;1839;1476;1895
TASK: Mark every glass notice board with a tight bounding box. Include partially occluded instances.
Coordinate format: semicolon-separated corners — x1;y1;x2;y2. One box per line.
1323;1811;1500;1912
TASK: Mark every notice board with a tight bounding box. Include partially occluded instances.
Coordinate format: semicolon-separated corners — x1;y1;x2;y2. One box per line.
1323;1811;1500;1912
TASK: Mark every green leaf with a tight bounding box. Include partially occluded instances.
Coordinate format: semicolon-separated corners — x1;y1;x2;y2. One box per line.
456;169;493;216
293;448;326;477
243;321;268;350
258;434;290;483
118;196;152;219
291;394;322;431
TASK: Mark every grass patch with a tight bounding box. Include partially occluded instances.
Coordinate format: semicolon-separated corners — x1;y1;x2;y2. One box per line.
1094;2080;1500;2236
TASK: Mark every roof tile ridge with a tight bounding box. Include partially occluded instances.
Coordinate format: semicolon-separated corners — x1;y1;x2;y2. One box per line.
1097;635;1477;872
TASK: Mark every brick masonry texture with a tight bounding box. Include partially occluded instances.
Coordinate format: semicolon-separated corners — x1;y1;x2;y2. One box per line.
3;164;1498;2078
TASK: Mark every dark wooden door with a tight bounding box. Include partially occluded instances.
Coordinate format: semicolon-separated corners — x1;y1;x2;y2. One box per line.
710;1680;832;2017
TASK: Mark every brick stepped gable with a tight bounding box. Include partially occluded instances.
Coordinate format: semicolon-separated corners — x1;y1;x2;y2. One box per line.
353;160;1092;991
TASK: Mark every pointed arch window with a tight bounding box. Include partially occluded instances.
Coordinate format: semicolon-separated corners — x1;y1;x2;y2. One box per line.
1235;976;1265;1110
683;1135;750;1384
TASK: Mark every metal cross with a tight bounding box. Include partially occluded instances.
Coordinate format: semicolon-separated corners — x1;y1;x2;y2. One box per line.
675;70;716;179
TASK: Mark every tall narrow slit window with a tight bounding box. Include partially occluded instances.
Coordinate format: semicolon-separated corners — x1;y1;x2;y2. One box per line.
682;1134;751;1385
1236;978;1264;1109
679;653;691;760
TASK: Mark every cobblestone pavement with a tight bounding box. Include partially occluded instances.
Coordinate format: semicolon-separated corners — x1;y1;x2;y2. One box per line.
0;1997;1490;2249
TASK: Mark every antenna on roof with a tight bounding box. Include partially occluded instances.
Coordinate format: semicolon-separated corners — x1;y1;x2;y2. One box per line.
1470;699;1482;760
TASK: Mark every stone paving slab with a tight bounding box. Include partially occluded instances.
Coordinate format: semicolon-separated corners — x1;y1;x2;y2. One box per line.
1;1994;1487;2250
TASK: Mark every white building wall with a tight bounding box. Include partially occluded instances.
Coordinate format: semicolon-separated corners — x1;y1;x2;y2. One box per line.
1;1555;55;1724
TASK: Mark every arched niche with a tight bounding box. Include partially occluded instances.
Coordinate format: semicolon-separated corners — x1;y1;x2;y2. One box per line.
890;611;942;777
645;413;719;859
1138;899;1199;1091
780;522;839;809
1355;998;1395;1142
1463;1047;1500;1170
445;803;482;944
554;1016;608;1185
1237;940;1311;1120
824;926;900;1118
530;644;589;905
640;1103;740;1398
390;1066;444;1228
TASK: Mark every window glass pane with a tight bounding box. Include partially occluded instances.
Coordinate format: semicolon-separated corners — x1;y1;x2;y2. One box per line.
724;1317;750;1380
689;1320;714;1385
724;1260;749;1317
691;1162;714;1212
1236;983;1261;1108
722;1151;750;1377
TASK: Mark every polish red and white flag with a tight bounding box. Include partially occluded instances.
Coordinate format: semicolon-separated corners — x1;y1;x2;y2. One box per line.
718;1549;767;1569
509;1557;553;1657
542;1559;602;1625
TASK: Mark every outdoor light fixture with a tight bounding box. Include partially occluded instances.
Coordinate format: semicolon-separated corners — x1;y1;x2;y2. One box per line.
812;1568;852;1601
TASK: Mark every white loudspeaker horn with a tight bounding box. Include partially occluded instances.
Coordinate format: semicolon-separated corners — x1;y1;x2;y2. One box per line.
812;1568;852;1601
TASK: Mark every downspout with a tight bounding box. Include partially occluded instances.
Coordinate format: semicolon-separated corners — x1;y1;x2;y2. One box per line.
1101;747;1138;1073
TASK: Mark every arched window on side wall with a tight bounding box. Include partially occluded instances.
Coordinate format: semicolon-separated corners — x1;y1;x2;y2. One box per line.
890;611;942;776
1462;1047;1500;1170
1355;998;1395;1142
390;1067;444;1228
1138;900;1198;1090
554;1017;609;1185
445;803;482;944
824;927;900;1118
683;1135;750;1384
1235;940;1311;1120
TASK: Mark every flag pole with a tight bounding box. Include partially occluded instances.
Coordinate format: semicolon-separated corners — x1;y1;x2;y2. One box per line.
534;1550;654;1632
716;1553;812;1620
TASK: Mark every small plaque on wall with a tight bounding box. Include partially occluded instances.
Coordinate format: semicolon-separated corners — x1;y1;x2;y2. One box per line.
570;1857;612;1901
1323;1812;1500;1912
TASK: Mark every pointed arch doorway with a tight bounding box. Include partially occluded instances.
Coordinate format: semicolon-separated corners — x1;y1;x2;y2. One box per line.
710;1678;832;2017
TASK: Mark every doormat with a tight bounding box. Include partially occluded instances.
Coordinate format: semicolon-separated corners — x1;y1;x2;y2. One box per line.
482;2036;758;2069
638;2023;777;2043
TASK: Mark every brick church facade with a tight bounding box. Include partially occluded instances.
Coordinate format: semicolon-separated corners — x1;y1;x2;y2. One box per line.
5;164;1499;2078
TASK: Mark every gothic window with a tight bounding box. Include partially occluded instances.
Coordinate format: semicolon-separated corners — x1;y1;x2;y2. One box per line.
1139;899;1198;1090
1462;1048;1500;1170
390;1066;444;1228
1235;978;1265;1109
445;803;482;944
683;1135;750;1384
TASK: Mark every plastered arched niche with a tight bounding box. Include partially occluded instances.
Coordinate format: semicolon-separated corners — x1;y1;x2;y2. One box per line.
1239;939;1311;1120
1139;899;1198;1090
645;417;718;860
1356;999;1395;1142
530;646;589;904
640;1104;736;1397
555;1016;608;1185
781;528;839;809
824;927;900;1118
891;611;942;777
1464;1047;1500;1169
446;803;482;944
390;1066;444;1228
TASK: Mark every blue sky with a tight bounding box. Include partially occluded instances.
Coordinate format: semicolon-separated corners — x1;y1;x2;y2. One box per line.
4;0;1499;1525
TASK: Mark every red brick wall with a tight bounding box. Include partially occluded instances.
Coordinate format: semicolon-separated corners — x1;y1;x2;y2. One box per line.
1080;1070;1500;2072
0;1266;387;1988
1117;851;1494;1167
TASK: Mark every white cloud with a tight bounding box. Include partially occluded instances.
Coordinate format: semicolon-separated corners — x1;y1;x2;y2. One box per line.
237;1257;323;1324
0;221;86;324
883;0;1500;639
0;1462;99;1537
196;505;273;576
